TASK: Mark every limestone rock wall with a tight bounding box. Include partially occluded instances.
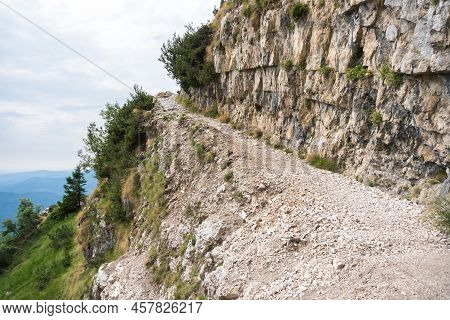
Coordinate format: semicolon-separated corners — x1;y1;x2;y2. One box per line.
190;0;449;191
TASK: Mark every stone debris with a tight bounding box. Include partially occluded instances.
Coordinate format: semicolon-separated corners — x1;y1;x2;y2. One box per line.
90;94;450;300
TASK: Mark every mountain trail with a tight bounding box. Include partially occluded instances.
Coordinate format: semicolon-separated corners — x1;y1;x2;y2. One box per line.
92;93;450;300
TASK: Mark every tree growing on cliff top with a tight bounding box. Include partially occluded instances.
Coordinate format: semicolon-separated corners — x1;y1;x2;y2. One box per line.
159;24;217;91
79;86;156;179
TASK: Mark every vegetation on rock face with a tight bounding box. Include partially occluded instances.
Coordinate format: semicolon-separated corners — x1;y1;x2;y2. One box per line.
380;61;402;86
306;154;340;173
296;58;307;71
79;86;155;222
283;59;294;72
160;25;217;91
370;110;383;127
346;64;372;81
319;65;334;77
290;3;309;22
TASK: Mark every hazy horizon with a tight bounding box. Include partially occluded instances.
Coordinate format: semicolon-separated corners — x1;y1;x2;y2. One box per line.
0;0;219;172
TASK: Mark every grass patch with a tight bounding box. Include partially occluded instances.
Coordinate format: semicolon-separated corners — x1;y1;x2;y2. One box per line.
218;114;231;124
178;113;187;124
224;171;234;183
203;104;219;118
176;95;200;113
346;64;372;81
141;156;167;240
0;215;96;299
319;66;334;77
242;4;253;18
429;169;447;183
307;154;340;172
431;196;450;234
290;3;309;22
380;61;402;86
230;122;244;131
248;127;263;139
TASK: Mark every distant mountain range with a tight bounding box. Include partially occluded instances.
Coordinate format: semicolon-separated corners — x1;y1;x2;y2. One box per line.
0;170;97;222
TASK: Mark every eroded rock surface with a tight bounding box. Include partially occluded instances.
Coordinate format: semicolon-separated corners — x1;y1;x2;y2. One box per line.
190;0;449;193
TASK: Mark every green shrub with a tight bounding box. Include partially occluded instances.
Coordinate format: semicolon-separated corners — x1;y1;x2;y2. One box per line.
61;252;72;268
380;61;402;86
370;110;383;127
290;3;309;22
194;141;206;159
160;25;217;91
296;59;307;71
307;155;340;172
243;4;253;18
318;0;325;7
80;86;155;180
0;240;15;272
431;0;439;5
319;66;334;77
256;0;269;11
205;151;216;163
35;264;54;290
274;142;284;150
346;64;372;81
432;196;450;233
104;177;125;221
178;113;187;124
230;0;244;7
230;122;244;131
283;60;294;72
48;225;74;250
248;128;263;139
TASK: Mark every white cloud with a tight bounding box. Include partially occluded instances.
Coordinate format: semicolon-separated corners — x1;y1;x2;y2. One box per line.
0;0;220;171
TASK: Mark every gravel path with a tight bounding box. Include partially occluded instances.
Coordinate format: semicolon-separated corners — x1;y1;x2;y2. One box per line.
158;94;450;299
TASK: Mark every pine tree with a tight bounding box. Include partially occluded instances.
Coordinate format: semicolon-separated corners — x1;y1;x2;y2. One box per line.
59;166;87;217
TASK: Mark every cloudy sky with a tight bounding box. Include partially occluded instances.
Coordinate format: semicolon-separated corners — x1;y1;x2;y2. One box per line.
0;0;219;172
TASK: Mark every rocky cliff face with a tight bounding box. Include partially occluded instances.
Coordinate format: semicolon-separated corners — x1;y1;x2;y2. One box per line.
190;0;449;194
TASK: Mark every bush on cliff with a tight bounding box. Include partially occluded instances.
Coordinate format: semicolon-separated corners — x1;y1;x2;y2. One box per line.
160;24;217;91
80;86;155;180
290;3;309;22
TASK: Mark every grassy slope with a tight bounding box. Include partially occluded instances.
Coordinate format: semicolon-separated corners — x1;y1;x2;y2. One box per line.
0;214;96;300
